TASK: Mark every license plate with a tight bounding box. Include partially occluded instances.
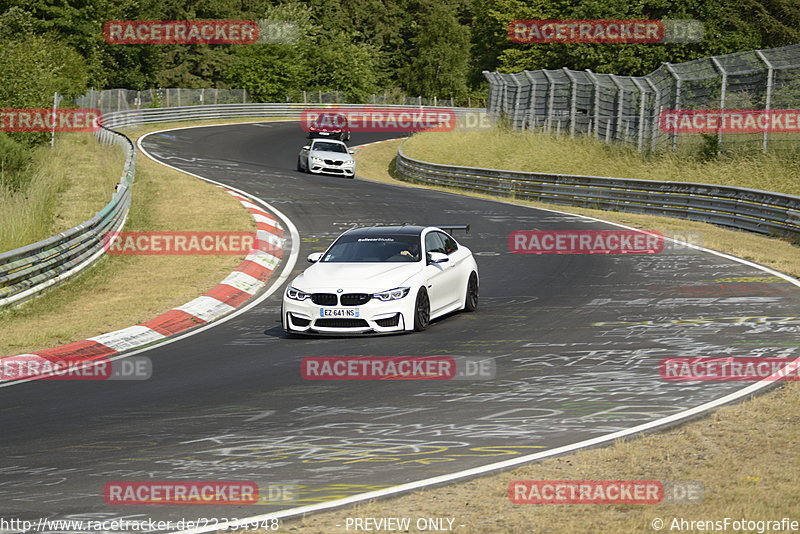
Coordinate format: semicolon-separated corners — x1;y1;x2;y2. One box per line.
320;308;359;317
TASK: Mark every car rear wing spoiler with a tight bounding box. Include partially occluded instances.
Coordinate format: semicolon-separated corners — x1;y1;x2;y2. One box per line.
433;224;470;234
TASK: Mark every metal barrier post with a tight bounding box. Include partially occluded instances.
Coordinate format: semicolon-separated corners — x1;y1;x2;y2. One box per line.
756;50;775;151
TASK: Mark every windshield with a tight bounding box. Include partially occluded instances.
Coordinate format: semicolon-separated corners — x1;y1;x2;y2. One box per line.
312;141;348;153
312;114;347;129
321;234;421;262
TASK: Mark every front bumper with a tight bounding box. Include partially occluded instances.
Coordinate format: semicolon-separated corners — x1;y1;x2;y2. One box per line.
283;295;414;335
308;162;355;176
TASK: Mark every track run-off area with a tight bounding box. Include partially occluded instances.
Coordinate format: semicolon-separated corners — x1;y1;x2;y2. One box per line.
1;121;799;531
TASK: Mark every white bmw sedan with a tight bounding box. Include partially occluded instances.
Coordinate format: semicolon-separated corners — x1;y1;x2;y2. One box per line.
297;139;356;178
282;225;479;335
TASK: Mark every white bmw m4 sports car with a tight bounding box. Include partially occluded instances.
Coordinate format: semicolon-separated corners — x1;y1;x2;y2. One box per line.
282;225;479;335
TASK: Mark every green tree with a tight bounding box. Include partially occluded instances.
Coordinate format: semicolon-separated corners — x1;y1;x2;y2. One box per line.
400;1;471;99
305;30;381;100
0;33;89;145
0;34;88;107
222;3;314;101
471;0;799;77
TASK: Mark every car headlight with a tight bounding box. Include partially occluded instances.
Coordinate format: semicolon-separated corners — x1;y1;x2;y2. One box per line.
286;286;311;301
373;287;411;301
343;160;355;167
311;156;324;164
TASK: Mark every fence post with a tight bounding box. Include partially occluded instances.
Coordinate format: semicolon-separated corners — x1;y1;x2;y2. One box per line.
523;71;538;130
563;68;578;137
645;78;661;152
50;92;61;147
610;76;625;142
482;71;497;114
711;57;727;153
511;75;524;130
585;69;601;138
631;78;648;151
542;70;556;133
755;49;774;151
664;63;681;150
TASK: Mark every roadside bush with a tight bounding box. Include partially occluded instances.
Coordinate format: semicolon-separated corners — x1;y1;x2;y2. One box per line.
0;133;32;191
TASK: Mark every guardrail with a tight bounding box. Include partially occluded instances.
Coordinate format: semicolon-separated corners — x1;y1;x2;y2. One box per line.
0;128;135;308
99;103;484;129
395;143;800;240
0;103;485;310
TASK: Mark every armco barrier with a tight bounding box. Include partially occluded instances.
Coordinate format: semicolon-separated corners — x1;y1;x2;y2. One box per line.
395;142;800;240
98;103;484;129
0;128;135;308
0;103;484;309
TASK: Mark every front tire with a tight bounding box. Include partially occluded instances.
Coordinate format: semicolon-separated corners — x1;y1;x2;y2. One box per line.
413;288;430;331
464;272;478;312
296;157;303;172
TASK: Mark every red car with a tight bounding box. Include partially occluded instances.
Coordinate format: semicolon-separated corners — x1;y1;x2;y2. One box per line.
307;111;351;141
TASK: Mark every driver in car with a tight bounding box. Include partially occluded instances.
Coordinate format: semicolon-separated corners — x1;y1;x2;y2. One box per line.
399;242;420;261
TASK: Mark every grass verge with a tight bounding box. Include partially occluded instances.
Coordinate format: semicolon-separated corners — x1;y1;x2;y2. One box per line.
402;130;800;196
0;122;264;356
0;133;125;253
283;381;800;533
261;136;800;533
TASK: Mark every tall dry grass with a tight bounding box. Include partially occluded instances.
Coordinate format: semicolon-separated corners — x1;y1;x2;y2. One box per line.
403;130;800;196
0;133;124;254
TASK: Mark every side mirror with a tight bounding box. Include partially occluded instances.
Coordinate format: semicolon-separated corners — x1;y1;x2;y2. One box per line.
307;252;323;263
428;252;449;264
348;149;355;154
302;145;311;150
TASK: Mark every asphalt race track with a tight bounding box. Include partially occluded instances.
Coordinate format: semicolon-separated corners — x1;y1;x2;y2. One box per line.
2;121;799;529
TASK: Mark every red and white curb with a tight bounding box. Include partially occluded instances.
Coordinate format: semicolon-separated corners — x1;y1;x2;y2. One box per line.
1;187;288;382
